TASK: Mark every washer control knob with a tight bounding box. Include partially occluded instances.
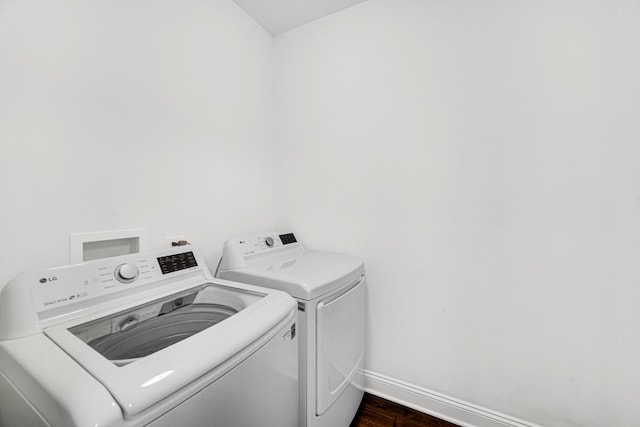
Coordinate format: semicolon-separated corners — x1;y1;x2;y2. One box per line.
265;237;275;247
115;263;139;283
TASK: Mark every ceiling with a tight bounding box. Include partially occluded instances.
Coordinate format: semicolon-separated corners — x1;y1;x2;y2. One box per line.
233;0;369;35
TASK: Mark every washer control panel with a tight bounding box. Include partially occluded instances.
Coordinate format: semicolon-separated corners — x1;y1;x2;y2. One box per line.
27;249;201;313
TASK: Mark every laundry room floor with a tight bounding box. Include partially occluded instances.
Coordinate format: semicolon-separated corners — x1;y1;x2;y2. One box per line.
350;393;460;427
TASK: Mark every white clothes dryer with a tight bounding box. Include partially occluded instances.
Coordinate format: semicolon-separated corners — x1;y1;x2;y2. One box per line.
0;246;298;427
218;231;365;427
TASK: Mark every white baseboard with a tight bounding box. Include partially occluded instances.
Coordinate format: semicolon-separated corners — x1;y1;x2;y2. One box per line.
364;370;543;427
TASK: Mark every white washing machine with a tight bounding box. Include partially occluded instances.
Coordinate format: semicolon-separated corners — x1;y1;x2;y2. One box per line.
0;246;298;427
218;231;366;427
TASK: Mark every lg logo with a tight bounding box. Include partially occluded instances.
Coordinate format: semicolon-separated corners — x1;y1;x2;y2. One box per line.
39;277;58;284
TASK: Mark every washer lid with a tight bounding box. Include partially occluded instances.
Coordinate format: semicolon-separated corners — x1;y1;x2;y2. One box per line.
221;250;364;300
44;282;295;417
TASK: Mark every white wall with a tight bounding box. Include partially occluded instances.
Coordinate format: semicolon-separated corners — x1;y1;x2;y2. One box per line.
275;1;640;426
0;0;276;285
3;1;640;425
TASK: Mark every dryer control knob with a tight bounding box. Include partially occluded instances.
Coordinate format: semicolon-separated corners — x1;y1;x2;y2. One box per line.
115;263;139;283
265;237;275;247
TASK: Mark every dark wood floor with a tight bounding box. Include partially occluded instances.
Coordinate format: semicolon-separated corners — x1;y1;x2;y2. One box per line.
350;393;460;427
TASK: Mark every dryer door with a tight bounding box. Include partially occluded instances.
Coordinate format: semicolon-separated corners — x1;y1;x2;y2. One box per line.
315;275;365;415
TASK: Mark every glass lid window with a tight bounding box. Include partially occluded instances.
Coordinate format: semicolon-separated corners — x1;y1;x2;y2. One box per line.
69;284;263;366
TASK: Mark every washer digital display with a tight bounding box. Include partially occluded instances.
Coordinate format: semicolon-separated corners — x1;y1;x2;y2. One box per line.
157;252;198;274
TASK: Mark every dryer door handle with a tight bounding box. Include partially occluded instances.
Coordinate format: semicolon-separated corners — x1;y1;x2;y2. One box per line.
319;274;364;307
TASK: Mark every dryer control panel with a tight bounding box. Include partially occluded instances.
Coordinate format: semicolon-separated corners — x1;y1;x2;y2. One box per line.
219;231;303;271
233;232;299;257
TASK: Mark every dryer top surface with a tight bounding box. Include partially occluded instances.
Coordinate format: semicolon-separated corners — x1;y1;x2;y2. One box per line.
221;249;364;300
